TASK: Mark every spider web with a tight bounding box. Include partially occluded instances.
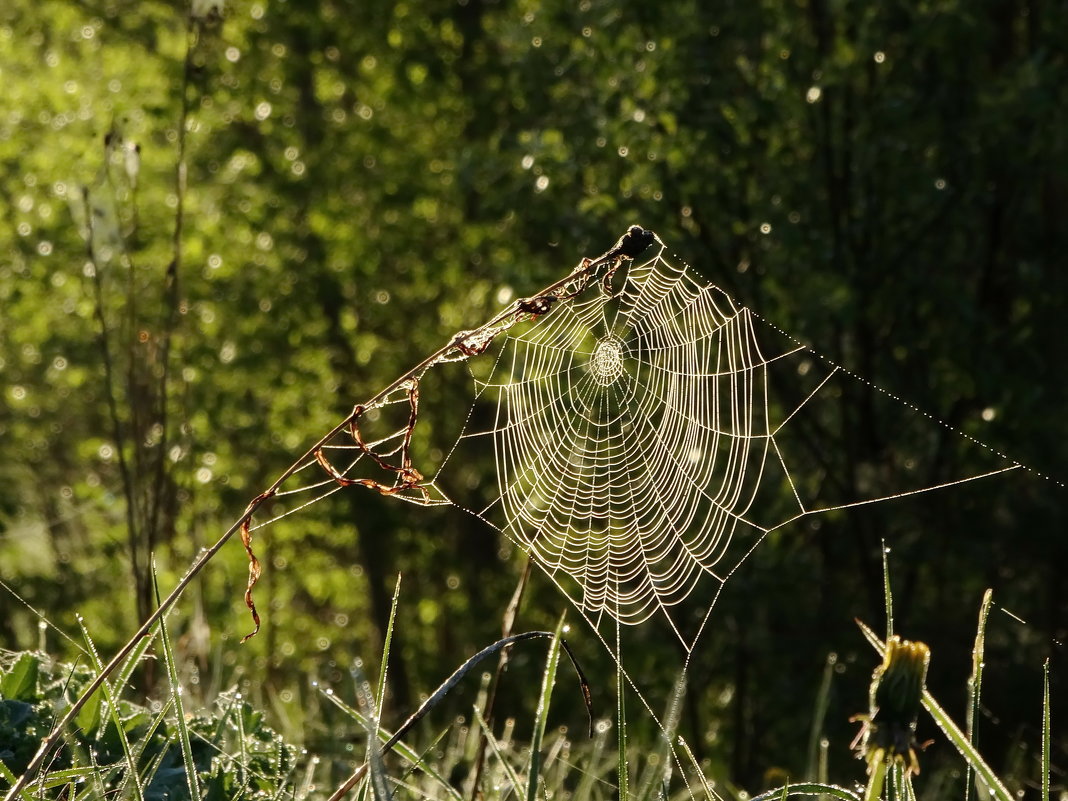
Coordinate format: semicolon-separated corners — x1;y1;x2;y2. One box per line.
238;231;1026;672
433;241;1022;653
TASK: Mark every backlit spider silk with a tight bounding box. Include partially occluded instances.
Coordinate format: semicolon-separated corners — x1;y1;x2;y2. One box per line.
438;243;1019;650
244;232;1019;654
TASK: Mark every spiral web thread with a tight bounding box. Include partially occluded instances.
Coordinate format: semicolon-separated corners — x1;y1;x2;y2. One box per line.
438;241;1022;652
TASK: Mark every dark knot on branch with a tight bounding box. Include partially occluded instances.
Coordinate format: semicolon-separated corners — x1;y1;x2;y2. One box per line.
610;225;657;260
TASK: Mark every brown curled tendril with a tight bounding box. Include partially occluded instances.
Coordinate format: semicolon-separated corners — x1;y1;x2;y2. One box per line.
240;490;275;642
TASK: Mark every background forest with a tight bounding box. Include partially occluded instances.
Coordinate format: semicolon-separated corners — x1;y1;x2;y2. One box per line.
1;0;1066;797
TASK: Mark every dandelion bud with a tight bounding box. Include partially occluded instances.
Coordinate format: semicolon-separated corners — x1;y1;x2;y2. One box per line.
854;636;931;775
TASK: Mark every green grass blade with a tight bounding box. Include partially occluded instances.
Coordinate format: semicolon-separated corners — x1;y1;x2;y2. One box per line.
635;673;685;801
881;541;894;640
677;736;724;801
354;662;393;801
235;690;251;798
526;613;565;801
0;760;35;801
329;632;561;801
208;691;239;748
574;720;611;801
124;697;174;793
807;653;837;781
903;766;917;801
0;762;16;791
965;589;994;801
473;705;525;795
270;736;301;801
137;738;175;798
886;762;898;801
1042;658;1050;801
77;619;146;801
395;728;451;787
925;681;1012;801
617;656;629;801
749;783;863;801
927;678;1010;801
377;575;402;712
113;623;159;700
154;563;203;801
862;759;887;801
77;741;107;801
316;681;462;800
2;765;98;794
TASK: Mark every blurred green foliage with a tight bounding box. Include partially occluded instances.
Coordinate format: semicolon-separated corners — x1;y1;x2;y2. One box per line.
0;0;1065;792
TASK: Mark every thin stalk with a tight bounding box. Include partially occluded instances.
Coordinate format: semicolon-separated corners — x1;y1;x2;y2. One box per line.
145;11;197;578
965;589;994;801
526;613;565;801
677;736;721;801
77;621;145;801
472;706;525;795
806;653;837;781
85;188;143;617
353;663;392;801
5;229;646;801
1042;659;1050;801
744;784;862;801
467;555;533;800
617;622;629;801
376;575;403;712
881;540;893;640
155;564;203;801
575;719;611;801
318;685;463;801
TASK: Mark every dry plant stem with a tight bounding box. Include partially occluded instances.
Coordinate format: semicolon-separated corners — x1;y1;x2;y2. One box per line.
86;195;142;614
467;556;535;800
144;15;196;571
5;229;649;801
